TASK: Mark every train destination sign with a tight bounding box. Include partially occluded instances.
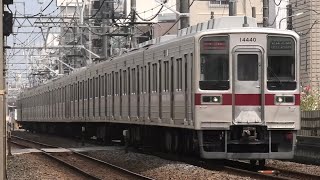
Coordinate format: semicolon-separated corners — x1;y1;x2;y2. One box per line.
202;41;226;50
270;40;292;50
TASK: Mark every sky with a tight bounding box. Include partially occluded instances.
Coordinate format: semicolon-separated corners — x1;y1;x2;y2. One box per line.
6;0;60;98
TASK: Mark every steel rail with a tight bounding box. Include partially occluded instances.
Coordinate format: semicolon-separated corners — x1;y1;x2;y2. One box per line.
11;135;154;180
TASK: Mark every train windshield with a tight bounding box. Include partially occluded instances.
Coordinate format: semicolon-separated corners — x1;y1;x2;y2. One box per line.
267;36;296;90
199;36;229;90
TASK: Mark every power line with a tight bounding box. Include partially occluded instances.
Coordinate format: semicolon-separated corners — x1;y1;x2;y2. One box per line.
135;6;164;22
30;0;54;17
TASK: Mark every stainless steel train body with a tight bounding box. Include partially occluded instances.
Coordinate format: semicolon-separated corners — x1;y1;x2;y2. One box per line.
17;23;300;160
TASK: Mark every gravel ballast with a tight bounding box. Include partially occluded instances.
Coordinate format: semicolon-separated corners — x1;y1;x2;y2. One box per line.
7;131;320;179
7;154;88;180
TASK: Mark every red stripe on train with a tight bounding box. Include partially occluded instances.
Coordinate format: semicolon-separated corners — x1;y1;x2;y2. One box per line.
195;94;300;106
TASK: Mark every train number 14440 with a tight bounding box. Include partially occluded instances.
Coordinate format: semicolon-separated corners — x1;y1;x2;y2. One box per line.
240;37;257;42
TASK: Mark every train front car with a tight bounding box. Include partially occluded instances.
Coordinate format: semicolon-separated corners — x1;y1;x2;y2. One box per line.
195;28;300;165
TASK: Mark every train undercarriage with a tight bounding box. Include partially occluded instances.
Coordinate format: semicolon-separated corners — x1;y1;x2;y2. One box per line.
19;121;296;167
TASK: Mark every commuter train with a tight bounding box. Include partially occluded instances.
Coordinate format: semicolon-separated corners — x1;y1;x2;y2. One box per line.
17;16;300;166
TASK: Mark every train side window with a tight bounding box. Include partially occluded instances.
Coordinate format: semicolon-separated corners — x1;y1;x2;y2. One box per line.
237;54;258;81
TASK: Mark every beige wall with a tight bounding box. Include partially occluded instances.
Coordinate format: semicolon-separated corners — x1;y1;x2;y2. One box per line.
189;0;263;26
291;0;320;89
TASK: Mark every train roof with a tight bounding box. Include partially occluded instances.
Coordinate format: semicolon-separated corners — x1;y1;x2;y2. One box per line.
19;16;299;97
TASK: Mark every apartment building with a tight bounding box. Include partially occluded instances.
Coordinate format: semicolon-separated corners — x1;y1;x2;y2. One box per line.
290;0;320;89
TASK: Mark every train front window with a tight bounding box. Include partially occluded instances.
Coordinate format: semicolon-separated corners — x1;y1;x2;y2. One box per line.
199;36;229;90
267;36;296;90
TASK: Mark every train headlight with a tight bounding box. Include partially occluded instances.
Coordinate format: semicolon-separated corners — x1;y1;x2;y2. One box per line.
276;97;283;103
202;95;222;104
275;95;295;105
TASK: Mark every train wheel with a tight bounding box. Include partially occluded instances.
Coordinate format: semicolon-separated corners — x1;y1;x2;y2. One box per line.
258;159;266;167
250;160;257;165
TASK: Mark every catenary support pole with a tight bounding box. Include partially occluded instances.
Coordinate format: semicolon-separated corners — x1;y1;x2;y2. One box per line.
180;0;189;29
229;0;237;16
0;0;7;179
263;0;269;27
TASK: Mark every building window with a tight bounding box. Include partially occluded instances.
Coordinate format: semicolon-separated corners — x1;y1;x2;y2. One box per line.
209;0;229;7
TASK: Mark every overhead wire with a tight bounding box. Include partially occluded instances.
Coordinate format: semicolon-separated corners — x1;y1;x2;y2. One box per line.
273;0;283;6
135;6;164;22
29;0;54;17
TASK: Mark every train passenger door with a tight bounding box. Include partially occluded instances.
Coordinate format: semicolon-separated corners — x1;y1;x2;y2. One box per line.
233;49;263;124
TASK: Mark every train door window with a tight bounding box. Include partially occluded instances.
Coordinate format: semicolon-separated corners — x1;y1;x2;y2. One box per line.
199;36;229;90
115;72;119;95
112;72;115;96
120;70;122;96
132;68;136;94
152;63;157;92
71;85;73;101
77;82;80;101
164;61;169;92
267;36;296;90
123;70;127;95
80;82;83;99
90;79;93;98
106;74;109;96
93;78;96;99
144;66;147;93
84;81;87;99
141;66;144;94
127;68;130;95
96;77;99;98
237;54;258;81
184;54;188;92
101;76;105;97
176;58;182;91
158;61;162;93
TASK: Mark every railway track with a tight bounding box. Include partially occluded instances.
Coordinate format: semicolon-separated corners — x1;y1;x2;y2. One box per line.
11;135;320;180
10;136;154;180
225;160;320;180
138;148;320;180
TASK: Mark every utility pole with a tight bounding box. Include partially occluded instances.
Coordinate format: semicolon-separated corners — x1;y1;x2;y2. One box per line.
287;4;293;30
0;0;6;179
263;0;269;27
130;0;137;48
252;7;256;18
102;0;113;59
180;0;189;29
229;0;237;16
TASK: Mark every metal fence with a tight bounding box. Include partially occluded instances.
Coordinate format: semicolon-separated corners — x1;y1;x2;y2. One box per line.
300;111;320;136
